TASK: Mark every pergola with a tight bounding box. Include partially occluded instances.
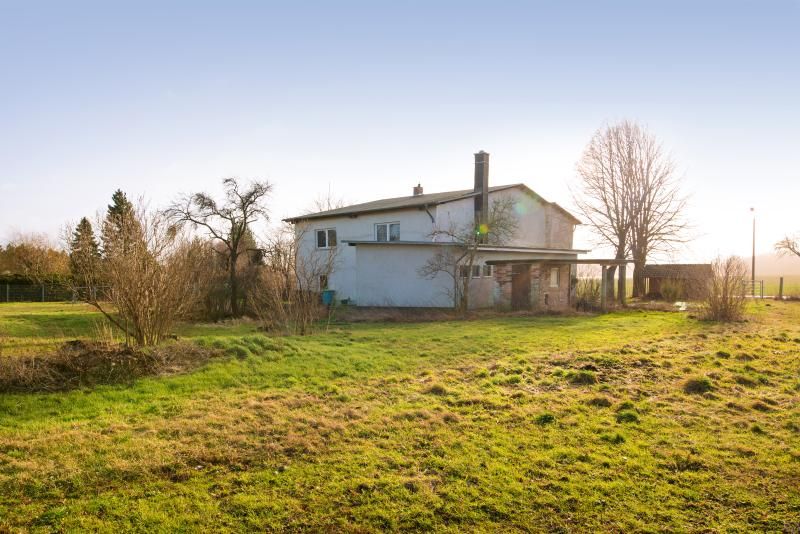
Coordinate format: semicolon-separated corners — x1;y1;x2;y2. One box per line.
485;258;630;311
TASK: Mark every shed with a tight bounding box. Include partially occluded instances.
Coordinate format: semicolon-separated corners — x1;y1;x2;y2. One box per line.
642;264;713;300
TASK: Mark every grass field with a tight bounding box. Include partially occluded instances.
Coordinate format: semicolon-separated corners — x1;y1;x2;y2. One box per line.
1;302;799;531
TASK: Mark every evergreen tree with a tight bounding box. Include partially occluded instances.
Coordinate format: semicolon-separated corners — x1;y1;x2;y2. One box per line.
101;189;139;257
69;217;101;279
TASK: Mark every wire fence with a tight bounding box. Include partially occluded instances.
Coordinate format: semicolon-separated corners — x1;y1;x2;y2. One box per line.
1;283;73;303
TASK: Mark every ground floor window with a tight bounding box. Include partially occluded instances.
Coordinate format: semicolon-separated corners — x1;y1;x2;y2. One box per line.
550;267;560;288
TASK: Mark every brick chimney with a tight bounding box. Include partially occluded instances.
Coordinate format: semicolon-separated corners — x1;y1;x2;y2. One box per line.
474;151;489;241
413;183;423;196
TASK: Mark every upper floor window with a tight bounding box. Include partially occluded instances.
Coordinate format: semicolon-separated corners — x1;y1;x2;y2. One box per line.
316;228;337;249
376;222;400;242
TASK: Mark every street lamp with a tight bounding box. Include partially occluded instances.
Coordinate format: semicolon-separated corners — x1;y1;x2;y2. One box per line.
750;207;755;296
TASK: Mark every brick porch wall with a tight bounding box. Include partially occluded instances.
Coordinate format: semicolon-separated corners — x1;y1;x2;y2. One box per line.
493;262;572;311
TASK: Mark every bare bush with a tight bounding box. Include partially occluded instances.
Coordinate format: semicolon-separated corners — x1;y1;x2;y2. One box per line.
70;204;212;346
249;224;334;335
702;256;748;321
660;278;684;302
574;278;602;311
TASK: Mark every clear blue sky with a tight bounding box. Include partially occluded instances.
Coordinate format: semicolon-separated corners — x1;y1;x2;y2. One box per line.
1;1;798;263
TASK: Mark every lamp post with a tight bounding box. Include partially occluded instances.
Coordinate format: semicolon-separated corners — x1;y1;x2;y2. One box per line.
750;207;755;296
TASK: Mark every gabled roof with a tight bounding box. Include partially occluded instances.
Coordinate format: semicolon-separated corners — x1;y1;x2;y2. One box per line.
284;183;581;224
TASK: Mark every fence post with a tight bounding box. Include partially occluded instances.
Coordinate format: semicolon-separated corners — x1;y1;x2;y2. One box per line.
779;277;784;300
600;265;608;312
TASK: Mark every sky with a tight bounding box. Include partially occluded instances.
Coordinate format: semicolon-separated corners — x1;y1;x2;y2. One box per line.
1;0;798;266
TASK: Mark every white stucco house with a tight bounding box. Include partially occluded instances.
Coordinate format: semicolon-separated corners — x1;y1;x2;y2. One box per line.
284;152;587;310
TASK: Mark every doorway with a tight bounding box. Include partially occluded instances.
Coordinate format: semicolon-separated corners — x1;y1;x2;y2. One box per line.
511;264;531;310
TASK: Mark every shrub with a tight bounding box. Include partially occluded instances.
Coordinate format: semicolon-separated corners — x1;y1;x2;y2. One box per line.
574;278;601;311
660;278;684;302
683;376;713;395
702;256;748;321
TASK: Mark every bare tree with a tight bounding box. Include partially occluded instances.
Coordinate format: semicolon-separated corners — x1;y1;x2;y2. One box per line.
69;204;212;346
775;234;800;258
573;121;689;298
166;178;272;317
573;123;634;300
418;197;518;313
625;124;689;296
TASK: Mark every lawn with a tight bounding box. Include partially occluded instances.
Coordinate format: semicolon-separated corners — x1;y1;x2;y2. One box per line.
1;302;799;531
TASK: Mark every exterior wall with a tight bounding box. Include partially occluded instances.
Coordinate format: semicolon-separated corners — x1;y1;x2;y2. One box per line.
353;246;453;307
294;208;437;302
434;189;575;249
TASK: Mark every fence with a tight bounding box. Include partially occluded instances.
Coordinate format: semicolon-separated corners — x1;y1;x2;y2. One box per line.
2;283;73;303
743;280;765;299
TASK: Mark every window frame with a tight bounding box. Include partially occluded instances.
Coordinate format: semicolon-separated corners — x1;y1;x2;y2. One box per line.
483;265;494;278
549;266;560;288
375;222;401;242
315;228;337;249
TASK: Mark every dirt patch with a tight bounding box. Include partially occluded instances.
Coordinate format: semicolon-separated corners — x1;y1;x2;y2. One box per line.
0;340;219;393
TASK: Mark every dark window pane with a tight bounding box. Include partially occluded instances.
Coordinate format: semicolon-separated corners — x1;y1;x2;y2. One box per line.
328;229;337;247
376;224;387;242
389;223;400;241
317;230;327;248
472;265;481;278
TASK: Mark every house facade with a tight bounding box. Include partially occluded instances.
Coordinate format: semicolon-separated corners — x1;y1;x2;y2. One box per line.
285;152;584;310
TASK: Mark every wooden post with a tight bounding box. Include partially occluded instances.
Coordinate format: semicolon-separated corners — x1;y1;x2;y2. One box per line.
600;265;608;312
618;264;626;306
778;277;784;300
41;284;45;302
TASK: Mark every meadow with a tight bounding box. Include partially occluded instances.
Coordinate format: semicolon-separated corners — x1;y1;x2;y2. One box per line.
0;302;799;531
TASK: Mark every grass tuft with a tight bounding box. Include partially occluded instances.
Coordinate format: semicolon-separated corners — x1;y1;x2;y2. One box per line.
683;376;713;395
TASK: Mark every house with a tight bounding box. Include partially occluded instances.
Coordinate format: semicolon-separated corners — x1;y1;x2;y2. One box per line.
284;152;587;310
642;264;713;300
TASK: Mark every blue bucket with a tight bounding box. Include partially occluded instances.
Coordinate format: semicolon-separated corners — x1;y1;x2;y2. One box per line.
321;289;336;306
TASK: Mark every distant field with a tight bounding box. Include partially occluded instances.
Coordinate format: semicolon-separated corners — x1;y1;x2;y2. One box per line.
1;302;799;531
761;275;800;297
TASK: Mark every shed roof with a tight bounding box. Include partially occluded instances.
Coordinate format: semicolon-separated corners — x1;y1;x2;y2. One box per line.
284;183;581;224
641;264;713;279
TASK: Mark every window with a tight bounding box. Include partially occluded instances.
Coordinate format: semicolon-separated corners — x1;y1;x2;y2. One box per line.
550;267;560;288
376;222;400;242
483;265;494;277
316;228;337;248
472;265;481;278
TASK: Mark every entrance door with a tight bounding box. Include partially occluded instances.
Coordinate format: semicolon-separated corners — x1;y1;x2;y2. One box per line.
511;264;531;310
